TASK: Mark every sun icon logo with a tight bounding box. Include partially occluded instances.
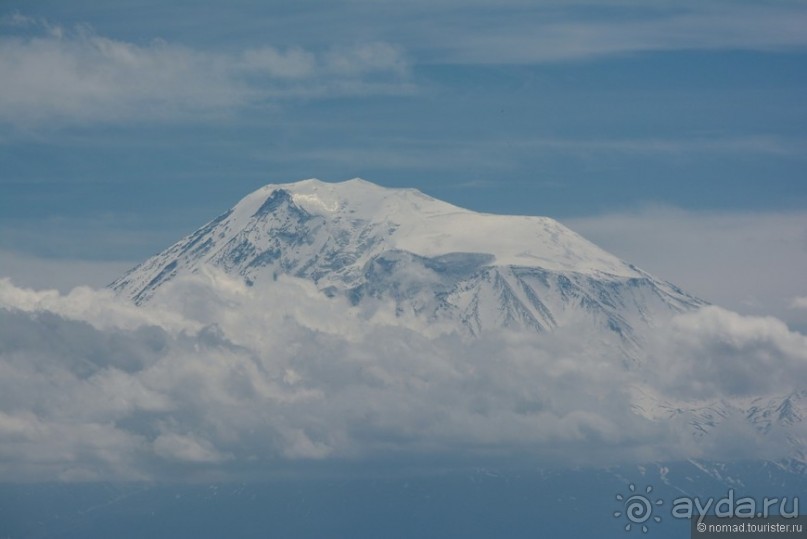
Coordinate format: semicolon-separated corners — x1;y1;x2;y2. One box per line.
613;483;663;533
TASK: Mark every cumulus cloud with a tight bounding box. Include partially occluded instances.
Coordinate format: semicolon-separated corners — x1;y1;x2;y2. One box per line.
0;17;412;126
646;306;807;399
0;271;805;482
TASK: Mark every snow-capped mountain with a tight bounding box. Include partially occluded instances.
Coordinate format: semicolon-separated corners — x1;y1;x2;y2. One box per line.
632;387;807;471
105;178;807;471
111;178;703;343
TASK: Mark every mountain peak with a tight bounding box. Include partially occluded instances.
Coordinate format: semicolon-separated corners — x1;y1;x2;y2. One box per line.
111;177;703;335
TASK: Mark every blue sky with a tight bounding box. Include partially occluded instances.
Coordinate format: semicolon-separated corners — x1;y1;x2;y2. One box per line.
1;0;806;326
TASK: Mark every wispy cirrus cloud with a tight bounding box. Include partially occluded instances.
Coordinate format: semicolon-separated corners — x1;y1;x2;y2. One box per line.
428;2;807;64
247;134;807;180
0;15;412;127
520;135;807;157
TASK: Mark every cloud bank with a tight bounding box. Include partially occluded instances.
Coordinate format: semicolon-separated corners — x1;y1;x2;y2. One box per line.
0;270;805;482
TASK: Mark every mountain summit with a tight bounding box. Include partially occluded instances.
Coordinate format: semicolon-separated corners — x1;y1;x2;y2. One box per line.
111;178;703;339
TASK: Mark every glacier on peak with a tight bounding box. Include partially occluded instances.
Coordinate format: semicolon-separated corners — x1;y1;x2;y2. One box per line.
211;177;642;274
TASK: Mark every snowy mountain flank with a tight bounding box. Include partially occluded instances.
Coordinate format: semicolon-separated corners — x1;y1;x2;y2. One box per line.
111;178;703;342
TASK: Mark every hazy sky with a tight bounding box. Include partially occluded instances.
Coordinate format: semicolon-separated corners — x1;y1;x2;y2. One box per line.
1;1;806;326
